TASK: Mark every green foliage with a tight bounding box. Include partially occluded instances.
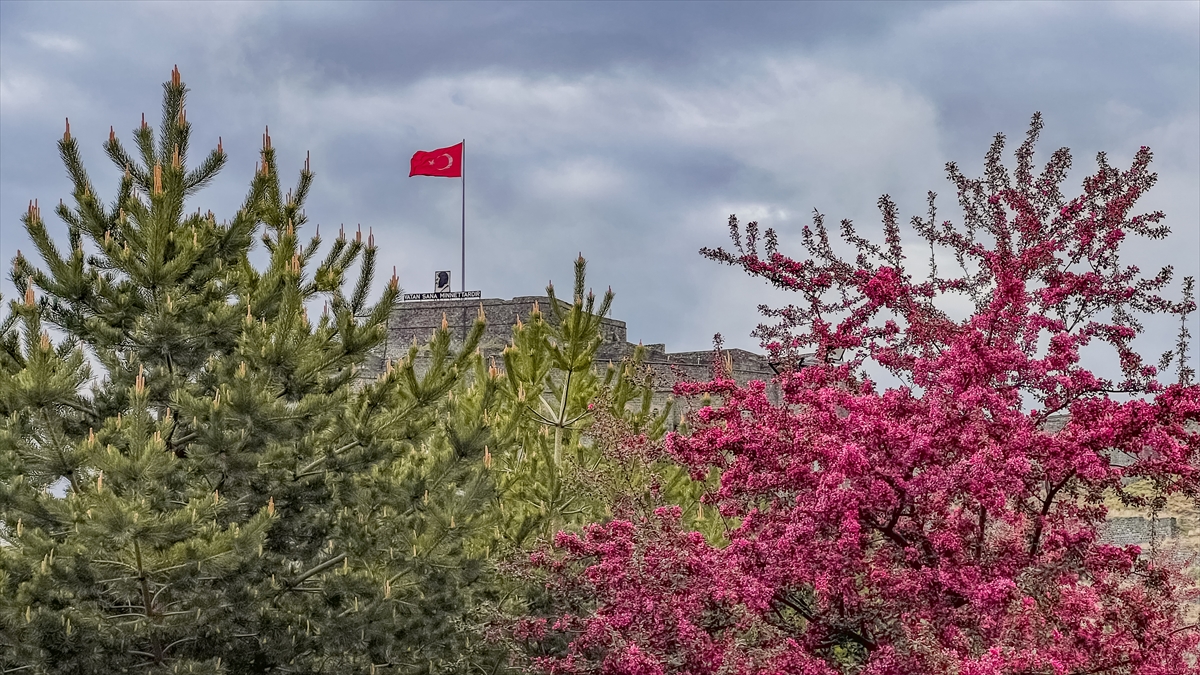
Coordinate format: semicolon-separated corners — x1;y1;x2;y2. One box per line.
0;70;500;674
478;256;669;551
0;70;718;674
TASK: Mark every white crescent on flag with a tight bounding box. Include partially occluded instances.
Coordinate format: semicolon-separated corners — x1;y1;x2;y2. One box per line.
409;142;463;177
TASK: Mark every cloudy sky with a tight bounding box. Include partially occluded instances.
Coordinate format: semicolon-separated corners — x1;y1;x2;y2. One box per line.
1;1;1197;365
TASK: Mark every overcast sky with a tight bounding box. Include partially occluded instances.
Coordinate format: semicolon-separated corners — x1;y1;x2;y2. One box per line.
1;1;1197;366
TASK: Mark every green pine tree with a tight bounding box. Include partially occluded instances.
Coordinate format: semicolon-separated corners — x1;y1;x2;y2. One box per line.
0;68;500;674
479;257;722;552
456;259;726;673
479;257;663;549
1;69;727;674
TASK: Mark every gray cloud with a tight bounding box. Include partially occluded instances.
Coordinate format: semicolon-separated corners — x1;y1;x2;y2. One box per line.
2;1;1196;372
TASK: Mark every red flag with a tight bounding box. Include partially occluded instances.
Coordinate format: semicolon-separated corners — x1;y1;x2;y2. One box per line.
409;142;463;178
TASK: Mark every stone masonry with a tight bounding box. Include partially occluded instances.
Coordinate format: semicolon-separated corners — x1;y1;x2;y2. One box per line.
363;294;777;421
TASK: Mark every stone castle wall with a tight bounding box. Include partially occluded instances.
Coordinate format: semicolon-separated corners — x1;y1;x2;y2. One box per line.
363;294;778;421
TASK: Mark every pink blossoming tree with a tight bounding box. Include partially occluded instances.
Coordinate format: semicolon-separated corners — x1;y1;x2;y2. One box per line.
508;115;1200;674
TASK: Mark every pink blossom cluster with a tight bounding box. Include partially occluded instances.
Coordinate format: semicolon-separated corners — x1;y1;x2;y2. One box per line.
514;118;1199;674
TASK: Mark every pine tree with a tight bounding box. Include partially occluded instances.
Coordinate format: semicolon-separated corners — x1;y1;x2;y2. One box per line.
457;258;727;673
2;68;732;674
477;256;702;552
0;68;500;674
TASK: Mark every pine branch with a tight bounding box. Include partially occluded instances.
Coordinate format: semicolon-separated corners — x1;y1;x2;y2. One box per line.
281;553;348;593
183;148;226;195
350;244;376;315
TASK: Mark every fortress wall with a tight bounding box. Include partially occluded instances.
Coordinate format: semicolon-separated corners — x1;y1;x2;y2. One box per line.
1101;517;1178;547
362;295;778;417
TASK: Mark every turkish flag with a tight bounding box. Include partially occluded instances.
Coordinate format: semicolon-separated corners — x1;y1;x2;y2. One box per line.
409;142;463;177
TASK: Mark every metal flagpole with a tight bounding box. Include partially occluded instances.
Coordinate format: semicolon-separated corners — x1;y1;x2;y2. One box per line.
461;139;466;292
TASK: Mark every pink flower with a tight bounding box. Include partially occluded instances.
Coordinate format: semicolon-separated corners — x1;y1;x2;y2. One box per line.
510;117;1200;675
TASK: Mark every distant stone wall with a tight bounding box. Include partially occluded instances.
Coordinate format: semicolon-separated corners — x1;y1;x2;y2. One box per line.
362;295;778;420
1101;517;1178;547
372;295;627;365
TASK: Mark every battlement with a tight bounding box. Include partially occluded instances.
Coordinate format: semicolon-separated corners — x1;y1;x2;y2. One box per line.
363;294;777;416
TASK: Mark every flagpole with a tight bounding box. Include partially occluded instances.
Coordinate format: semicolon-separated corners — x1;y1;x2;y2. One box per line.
461;139;466;292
